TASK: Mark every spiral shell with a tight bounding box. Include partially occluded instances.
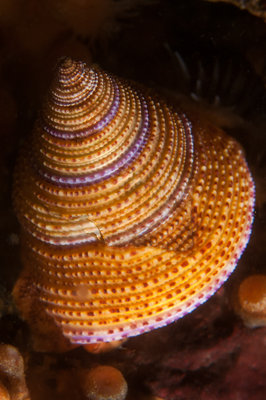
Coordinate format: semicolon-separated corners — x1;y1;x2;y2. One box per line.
13;58;255;345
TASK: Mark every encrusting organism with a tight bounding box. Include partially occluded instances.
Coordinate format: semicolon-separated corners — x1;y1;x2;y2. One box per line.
78;365;128;400
0;344;30;400
233;274;266;328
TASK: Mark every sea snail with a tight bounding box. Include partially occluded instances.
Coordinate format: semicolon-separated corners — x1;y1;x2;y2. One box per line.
12;58;255;346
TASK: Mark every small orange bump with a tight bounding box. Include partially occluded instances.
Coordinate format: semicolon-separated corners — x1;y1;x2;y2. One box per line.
234;275;266;328
78;365;128;400
0;344;30;400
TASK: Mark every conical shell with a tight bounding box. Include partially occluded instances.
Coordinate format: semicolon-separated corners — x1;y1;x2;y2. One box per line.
13;58;255;344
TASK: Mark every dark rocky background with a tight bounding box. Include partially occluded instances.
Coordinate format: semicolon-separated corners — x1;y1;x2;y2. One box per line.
0;1;265;399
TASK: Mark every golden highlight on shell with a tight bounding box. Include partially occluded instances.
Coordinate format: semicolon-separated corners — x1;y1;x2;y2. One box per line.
13;58;255;345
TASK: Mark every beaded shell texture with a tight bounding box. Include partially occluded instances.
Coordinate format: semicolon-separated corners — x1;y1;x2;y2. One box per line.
13;58;255;344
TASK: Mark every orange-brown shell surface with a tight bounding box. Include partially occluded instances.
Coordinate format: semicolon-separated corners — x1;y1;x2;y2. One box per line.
13;58;255;345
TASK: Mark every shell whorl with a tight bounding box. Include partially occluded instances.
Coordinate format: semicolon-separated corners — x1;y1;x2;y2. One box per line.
13;58;255;345
15;59;194;248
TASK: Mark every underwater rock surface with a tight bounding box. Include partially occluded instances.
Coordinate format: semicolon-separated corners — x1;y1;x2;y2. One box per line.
0;0;265;399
